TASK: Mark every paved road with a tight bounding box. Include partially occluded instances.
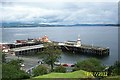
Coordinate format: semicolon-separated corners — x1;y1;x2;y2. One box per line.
5;54;74;73
6;54;41;71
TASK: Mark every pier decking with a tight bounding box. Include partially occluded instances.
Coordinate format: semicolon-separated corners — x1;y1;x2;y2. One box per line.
10;44;44;56
60;44;109;56
57;35;109;56
1;35;109;56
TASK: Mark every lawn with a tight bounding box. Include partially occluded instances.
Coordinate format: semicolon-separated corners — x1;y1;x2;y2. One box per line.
102;76;120;80
34;70;94;78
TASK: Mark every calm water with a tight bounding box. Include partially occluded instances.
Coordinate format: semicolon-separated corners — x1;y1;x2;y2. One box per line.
1;26;118;65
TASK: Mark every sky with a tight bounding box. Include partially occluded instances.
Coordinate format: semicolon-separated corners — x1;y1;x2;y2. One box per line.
0;0;119;24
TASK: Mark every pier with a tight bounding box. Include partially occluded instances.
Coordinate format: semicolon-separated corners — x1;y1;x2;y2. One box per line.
60;44;109;56
10;44;44;56
6;41;41;49
1;35;109;56
58;35;109;56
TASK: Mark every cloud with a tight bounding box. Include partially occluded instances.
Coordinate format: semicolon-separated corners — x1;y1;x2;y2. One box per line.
63;3;118;24
2;0;119;2
0;2;118;24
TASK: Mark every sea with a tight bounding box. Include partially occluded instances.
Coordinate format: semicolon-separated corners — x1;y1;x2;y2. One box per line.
1;26;118;66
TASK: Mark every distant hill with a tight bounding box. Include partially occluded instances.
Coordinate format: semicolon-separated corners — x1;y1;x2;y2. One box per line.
0;22;119;28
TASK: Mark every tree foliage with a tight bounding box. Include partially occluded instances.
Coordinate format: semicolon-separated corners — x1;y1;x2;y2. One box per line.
54;65;66;73
73;58;105;72
2;60;30;80
1;52;30;80
39;42;62;71
111;61;120;75
32;65;48;77
0;51;6;63
2;53;6;63
7;59;24;69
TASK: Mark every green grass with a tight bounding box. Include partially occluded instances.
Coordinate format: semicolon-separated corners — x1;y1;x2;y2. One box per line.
102;76;120;80
34;70;94;78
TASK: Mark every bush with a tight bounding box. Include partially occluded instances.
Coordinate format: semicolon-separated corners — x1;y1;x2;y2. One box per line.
32;65;48;77
54;65;66;73
7;59;24;69
2;53;6;63
73;58;105;72
111;61;120;76
2;63;30;80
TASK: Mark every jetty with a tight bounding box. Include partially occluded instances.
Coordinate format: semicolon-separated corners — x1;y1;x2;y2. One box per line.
10;44;44;56
58;36;109;56
59;44;109;56
0;35;109;56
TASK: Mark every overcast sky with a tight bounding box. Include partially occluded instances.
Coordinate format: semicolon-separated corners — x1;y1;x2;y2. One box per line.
0;0;119;24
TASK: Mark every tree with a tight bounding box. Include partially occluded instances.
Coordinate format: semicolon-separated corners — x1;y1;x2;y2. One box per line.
39;43;62;71
2;53;6;63
73;58;105;72
7;59;24;69
54;65;66;73
32;65;48;77
2;60;30;80
0;51;6;63
111;61;120;75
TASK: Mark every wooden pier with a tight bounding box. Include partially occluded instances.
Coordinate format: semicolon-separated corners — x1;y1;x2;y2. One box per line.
6;42;109;56
1;35;110;56
7;42;41;49
60;44;109;56
57;35;109;56
10;44;44;56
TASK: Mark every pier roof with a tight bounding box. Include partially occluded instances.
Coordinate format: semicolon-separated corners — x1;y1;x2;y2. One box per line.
11;44;44;52
13;41;35;45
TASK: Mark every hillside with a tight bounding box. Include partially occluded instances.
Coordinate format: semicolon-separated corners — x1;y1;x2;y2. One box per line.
1;22;119;28
33;70;94;79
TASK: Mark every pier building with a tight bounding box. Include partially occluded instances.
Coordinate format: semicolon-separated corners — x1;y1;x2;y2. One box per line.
10;44;44;56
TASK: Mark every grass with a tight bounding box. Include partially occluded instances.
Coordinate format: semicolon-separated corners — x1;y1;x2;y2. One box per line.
34;70;94;78
102;76;120;80
28;70;120;80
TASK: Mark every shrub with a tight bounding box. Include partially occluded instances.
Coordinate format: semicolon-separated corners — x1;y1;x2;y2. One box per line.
2;63;30;80
54;65;66;73
7;59;24;69
111;61;120;76
32;65;48;77
73;58;105;72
